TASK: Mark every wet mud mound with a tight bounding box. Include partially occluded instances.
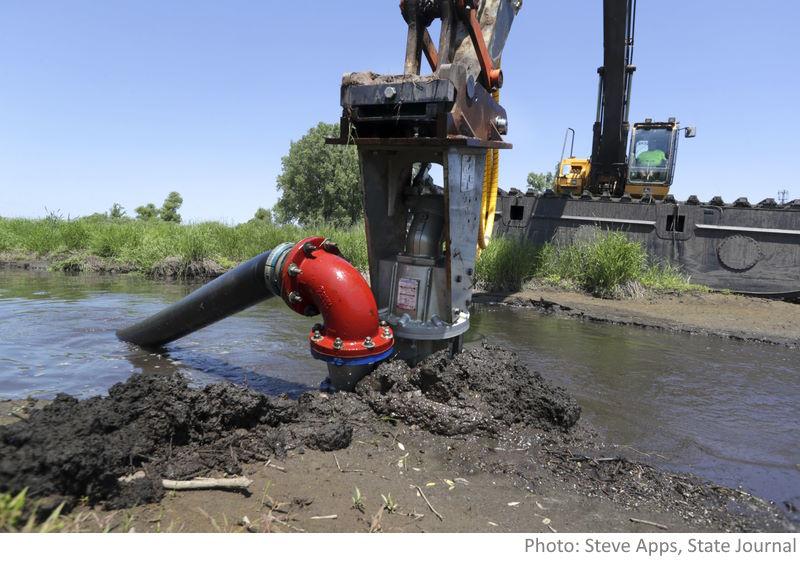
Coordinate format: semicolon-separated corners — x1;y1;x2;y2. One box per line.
356;344;580;436
0;345;579;511
0;373;352;510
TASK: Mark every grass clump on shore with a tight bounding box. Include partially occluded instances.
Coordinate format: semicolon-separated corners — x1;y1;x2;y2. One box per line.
0;216;368;277
476;231;704;297
474;237;540;292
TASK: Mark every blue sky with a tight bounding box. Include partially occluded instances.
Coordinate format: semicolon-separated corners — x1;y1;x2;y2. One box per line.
1;0;798;222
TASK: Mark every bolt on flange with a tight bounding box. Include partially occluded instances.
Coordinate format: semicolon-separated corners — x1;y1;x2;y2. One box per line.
302;242;317;257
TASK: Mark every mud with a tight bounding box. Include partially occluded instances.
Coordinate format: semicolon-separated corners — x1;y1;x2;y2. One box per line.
356;345;580;435
341;72;441;87
0;253;225;279
149;257;226;280
0;346;794;532
0;346;578;512
475;285;800;347
0;372;352;510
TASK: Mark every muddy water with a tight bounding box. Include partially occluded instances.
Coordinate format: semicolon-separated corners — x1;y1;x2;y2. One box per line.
1;270;798;514
468;305;800;517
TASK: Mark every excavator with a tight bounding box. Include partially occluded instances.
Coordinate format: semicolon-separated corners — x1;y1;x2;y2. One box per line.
117;1;521;389
114;0;800;396
496;0;800;296
553;0;695;200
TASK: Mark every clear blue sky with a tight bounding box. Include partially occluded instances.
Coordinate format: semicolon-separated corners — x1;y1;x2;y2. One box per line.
1;0;798;222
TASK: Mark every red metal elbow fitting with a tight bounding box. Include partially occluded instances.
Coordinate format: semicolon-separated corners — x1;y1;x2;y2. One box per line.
279;237;394;364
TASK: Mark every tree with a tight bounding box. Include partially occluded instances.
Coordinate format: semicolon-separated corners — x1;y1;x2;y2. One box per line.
526;171;554;193
135;203;159;221
275;122;361;226
160;191;183;223
253;207;273;223
109;203;126;219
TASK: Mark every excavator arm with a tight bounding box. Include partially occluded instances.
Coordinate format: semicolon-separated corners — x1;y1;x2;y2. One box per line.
589;0;637;195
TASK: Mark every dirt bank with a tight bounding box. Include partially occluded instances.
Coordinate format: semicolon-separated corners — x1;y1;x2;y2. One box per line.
0;346;794;533
0;252;225;279
476;286;800;347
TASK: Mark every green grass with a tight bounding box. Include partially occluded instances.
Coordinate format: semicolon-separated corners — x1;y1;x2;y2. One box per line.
476;231;705;297
475;236;540;292
1;215;702;296
0;216;369;276
0;488;66;533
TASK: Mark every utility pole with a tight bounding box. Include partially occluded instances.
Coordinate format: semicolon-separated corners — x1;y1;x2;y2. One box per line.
778;189;789;205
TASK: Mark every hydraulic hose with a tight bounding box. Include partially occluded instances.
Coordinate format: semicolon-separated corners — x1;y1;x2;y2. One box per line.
117;249;278;348
478;89;501;251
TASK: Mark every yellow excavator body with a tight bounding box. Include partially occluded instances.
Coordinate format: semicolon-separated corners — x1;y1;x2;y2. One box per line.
554;157;591;195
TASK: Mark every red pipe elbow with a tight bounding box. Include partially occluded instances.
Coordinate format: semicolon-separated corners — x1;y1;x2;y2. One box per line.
279;237;394;363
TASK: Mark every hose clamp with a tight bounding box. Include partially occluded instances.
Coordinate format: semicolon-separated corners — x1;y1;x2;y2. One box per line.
264;242;295;296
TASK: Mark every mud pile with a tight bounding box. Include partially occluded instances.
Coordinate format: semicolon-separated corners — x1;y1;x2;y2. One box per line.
356;344;580;436
0;373;352;510
0;345;579;510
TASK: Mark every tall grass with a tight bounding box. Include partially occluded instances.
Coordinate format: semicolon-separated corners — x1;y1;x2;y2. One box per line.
476;231;702;297
475;237;539;292
0;215;702;295
0;216;369;275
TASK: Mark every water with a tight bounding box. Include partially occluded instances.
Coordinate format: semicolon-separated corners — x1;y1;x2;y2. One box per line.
0;271;320;398
468;305;800;516
1;270;798;514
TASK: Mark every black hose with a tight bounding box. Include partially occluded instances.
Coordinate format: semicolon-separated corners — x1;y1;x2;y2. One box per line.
117;249;276;348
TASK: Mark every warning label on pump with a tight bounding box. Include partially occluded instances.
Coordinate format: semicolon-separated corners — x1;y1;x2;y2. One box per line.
396;278;419;313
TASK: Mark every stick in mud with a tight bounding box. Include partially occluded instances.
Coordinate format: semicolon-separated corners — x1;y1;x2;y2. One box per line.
415;485;444;521
333;452;364;473
265;459;287;473
629;517;669;530
161;477;253;492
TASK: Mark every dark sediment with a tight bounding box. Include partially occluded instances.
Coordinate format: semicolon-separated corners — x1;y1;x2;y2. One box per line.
356;344;580;435
0;345;577;511
0;372;347;510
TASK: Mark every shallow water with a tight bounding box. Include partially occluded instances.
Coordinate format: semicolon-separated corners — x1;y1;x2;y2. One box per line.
0;270;798;515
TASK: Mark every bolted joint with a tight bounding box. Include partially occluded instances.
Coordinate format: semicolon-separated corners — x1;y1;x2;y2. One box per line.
322;240;339;253
312;329;323;342
288;291;303;304
302;242;318;257
287;263;302;277
363;336;375;349
494;116;508;134
333;337;343;350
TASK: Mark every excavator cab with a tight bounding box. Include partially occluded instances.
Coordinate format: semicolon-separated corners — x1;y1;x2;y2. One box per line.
626;119;686;199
